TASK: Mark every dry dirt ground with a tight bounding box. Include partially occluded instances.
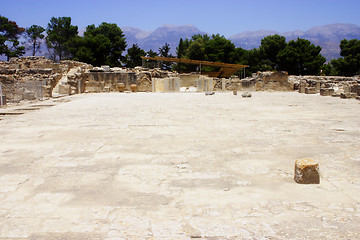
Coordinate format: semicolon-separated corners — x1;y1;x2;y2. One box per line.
0;92;359;239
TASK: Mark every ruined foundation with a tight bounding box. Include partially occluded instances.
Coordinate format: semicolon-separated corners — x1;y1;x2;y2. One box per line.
1;57;359;106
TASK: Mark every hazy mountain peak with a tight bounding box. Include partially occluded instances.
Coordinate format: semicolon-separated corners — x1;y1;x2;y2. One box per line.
231;30;279;38
158;24;197;29
122;27;151;40
124;24;205;54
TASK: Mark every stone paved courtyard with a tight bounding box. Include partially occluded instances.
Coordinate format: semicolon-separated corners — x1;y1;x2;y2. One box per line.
0;92;359;239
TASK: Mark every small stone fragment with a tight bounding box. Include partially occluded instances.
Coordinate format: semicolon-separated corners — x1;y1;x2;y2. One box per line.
294;159;320;184
205;91;215;95
233;90;237;95
242;92;252;98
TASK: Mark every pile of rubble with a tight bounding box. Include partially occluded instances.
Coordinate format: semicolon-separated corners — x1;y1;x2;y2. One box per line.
0;57;92;102
290;75;360;99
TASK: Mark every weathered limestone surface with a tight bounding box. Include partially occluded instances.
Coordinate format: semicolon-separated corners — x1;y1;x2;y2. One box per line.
294;159;320;184
0;92;359;238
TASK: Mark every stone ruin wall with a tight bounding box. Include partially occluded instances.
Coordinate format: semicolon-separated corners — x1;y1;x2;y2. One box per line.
215;71;360;99
289;75;360;98
1;57;360;105
214;71;292;92
0;57;91;102
85;67;174;93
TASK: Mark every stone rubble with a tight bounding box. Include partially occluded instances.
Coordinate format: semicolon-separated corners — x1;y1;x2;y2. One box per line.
294;159;320;184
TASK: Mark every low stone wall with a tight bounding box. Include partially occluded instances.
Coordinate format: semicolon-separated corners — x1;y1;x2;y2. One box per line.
84;68;172;93
214;71;292;91
290;75;360;98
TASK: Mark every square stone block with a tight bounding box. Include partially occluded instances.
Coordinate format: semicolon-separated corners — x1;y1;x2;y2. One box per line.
320;88;334;96
294;159;320;184
305;87;316;94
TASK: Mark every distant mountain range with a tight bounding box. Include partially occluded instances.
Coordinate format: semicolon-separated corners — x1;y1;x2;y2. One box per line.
123;23;360;61
123;24;205;55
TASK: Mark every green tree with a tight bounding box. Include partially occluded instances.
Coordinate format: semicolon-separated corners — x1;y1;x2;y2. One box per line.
46;17;78;60
146;49;158;58
125;44;145;68
278;38;326;75
144;49;158;69
331;39;360;76
70;22;127;67
176;38;185;58
0;15;25;60
173;38;190;72
25;25;45;56
320;63;334;76
186;38;206;60
205;34;236;63
259;34;287;70
158;43;173;70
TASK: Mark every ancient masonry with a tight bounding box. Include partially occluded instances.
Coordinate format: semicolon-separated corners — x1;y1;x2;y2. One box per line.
0;56;359;105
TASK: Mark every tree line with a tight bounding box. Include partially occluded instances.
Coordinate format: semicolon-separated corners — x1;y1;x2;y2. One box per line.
1;15;359;76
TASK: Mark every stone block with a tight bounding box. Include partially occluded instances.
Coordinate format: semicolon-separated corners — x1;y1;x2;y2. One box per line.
350;84;360;96
101;65;110;72
58;85;71;95
298;81;307;93
320;88;334;96
242;92;252;98
343;84;351;93
294;159;320;184
350;93;357;98
340;92;355;99
85;81;104;93
23;90;36;100
316;81;321;92
196;77;214;92
42;85;52;97
0;95;6;106
305;87;316;94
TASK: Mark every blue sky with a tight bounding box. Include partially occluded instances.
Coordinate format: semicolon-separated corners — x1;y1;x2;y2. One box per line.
1;0;359;37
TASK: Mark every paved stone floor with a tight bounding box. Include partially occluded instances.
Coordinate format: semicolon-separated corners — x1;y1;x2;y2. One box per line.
0;92;359;239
